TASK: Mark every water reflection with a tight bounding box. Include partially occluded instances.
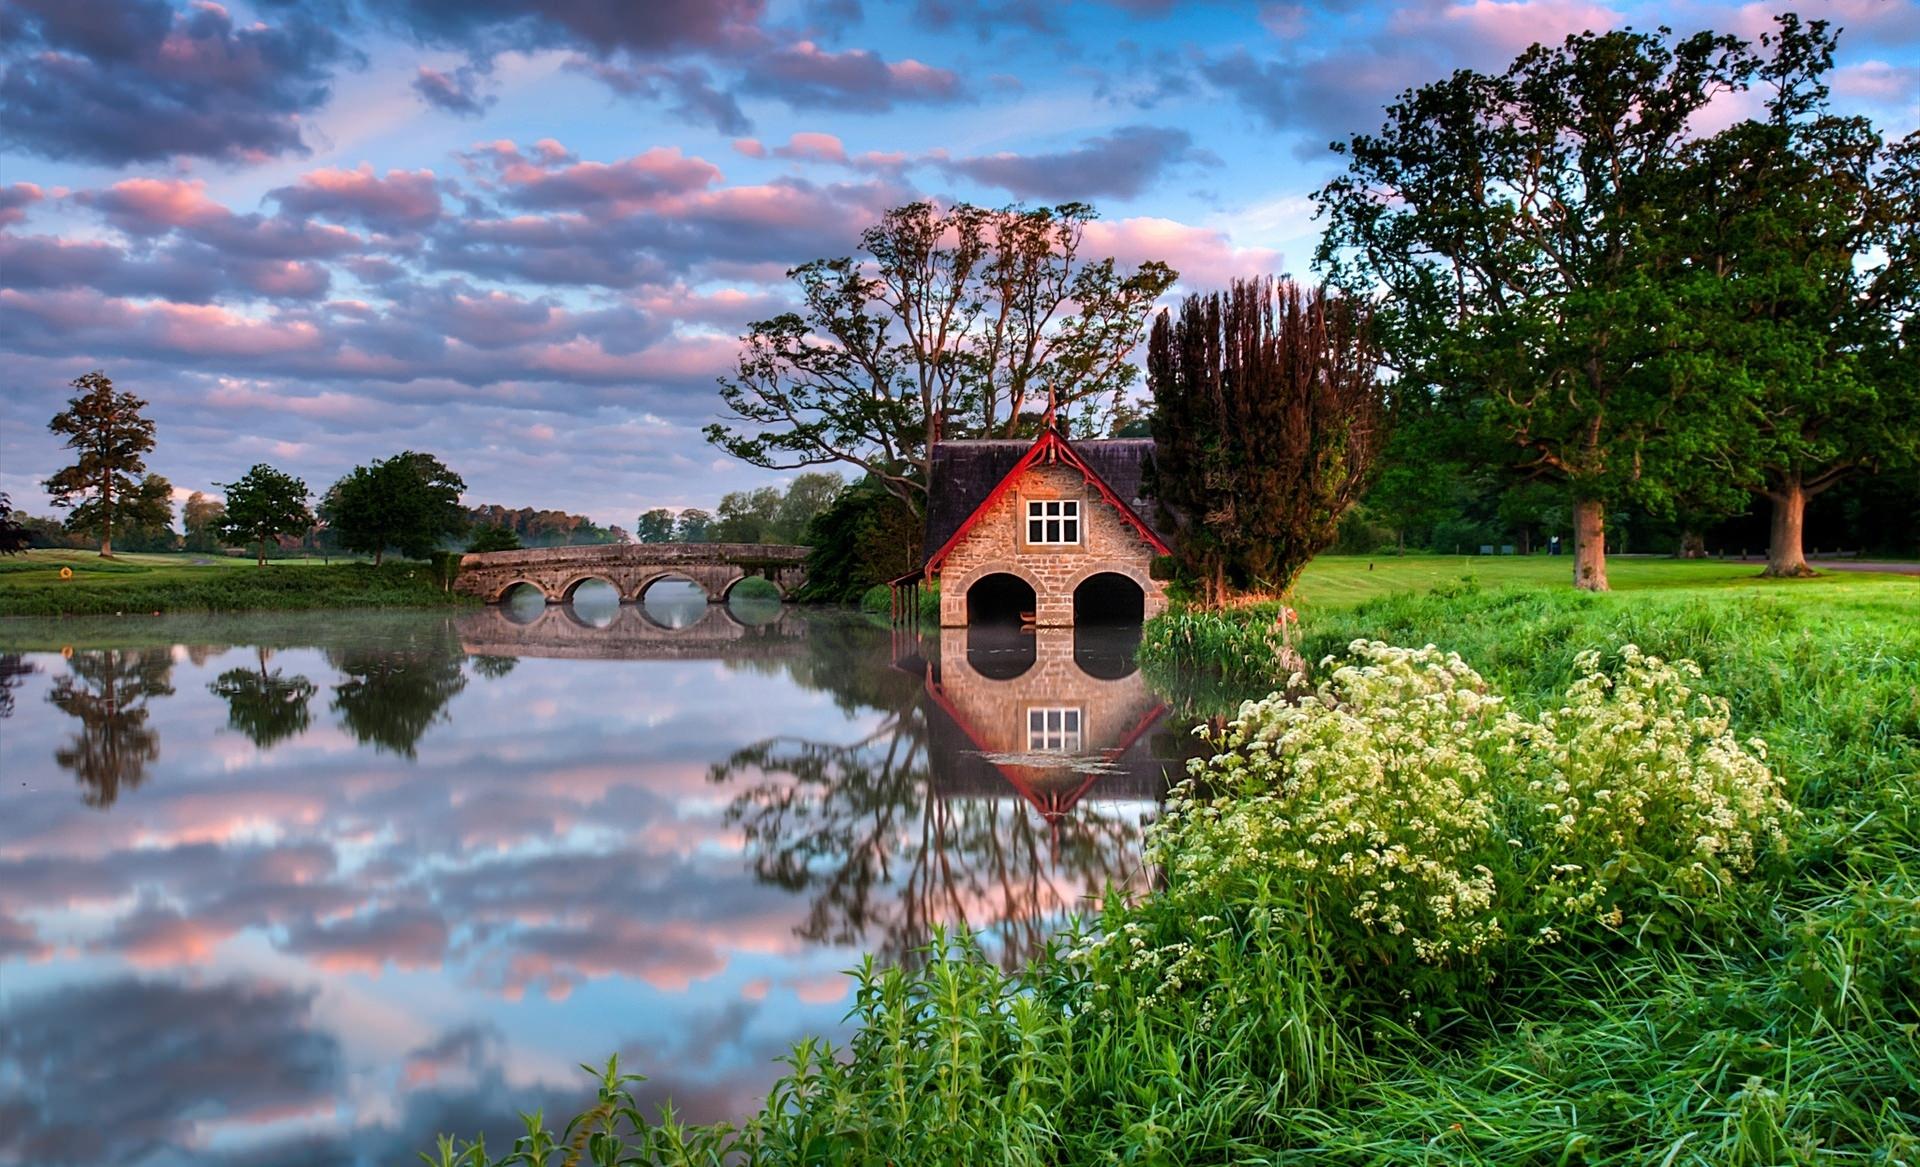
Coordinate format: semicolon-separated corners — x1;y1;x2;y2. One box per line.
209;647;318;748
0;606;1193;1166
46;646;175;808
327;622;469;758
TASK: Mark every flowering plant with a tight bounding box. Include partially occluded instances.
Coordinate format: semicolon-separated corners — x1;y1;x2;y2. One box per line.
1101;641;1794;1004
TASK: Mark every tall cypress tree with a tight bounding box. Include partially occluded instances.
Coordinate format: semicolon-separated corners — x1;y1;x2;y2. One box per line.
1148;278;1389;605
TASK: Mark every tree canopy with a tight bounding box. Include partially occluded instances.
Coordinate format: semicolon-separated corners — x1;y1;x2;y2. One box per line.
1317;23;1804;589
44;371;158;558
1148;278;1390;604
320;452;467;566
217;464;314;566
707;201;1176;511
1659;17;1920;575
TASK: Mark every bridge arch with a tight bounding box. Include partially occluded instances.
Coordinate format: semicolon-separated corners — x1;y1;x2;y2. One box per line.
632;571;712;604
718;573;785;603
559;574;621;603
492;578;553;604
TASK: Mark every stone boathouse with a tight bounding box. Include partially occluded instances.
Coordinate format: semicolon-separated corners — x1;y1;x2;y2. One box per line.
903;425;1173;627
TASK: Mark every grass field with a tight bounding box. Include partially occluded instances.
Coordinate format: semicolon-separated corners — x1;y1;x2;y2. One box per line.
1290;552;1913;610
0;549;460;617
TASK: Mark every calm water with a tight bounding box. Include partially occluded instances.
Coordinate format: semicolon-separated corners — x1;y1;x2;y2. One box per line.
0;586;1187;1167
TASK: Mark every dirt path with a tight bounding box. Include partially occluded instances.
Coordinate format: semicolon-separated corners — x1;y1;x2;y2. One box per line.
1809;560;1920;576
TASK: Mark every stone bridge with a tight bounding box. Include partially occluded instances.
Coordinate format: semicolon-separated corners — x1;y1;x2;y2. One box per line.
455;542;809;604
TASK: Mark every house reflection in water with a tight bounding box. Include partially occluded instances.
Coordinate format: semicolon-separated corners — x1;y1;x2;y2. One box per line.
912;622;1174;838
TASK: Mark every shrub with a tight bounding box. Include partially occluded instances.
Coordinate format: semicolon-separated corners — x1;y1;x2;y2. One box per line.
1146;641;1793;1003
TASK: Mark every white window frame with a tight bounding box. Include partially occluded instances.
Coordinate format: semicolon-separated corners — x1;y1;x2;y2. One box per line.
1027;706;1083;752
1025;499;1081;545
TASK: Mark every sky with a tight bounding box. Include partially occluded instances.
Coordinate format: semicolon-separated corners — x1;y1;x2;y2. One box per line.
2;0;1917;529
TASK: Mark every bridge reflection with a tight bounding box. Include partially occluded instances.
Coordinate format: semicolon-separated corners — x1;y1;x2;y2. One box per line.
457;594;808;660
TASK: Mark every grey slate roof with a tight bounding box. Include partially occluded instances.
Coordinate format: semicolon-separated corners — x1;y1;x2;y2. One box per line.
922;437;1164;561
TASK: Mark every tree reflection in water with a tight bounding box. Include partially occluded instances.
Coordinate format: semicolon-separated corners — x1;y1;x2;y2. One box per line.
46;647;175;808
209;647;317;749
327;625;469;758
711;621;1161;970
0;652;35;718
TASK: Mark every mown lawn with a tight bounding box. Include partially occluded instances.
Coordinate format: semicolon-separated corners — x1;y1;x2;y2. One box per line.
1291;552;1911;611
0;549;460;617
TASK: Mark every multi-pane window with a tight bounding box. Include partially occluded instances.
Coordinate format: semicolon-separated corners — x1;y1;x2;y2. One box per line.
1026;499;1080;544
1027;707;1083;752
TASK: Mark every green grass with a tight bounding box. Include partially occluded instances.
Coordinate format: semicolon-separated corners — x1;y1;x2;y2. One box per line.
428;572;1919;1165
1290;552;1910;611
0;549;463;617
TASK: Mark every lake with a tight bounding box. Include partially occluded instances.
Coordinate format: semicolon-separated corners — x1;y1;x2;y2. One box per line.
0;586;1190;1167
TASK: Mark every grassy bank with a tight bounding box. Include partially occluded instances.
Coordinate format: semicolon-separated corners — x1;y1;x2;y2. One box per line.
427;575;1918;1165
0;550;464;617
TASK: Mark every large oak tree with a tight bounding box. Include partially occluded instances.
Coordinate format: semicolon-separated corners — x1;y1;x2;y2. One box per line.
1317;25;1779;590
1667;18;1920;575
217;464;315;566
44;371;157;558
707;201;1176;515
320;452;467;566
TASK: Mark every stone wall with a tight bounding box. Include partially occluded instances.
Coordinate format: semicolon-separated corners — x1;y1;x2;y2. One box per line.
936;462;1167;627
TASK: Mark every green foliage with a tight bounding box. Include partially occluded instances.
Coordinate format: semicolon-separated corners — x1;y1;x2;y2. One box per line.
466;525;521;553
181;491;226;554
707;200;1176;511
1147;278;1388;603
0;494;27;555
796;475;920;602
1319;24;1822;588
633;508;676;543
1161;642;1791;1002
321;451;467;565
672;508;711;542
43;370;158;556
216;463;314;565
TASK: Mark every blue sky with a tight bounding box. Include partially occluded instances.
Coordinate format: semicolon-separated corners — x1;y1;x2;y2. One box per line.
3;0;1916;528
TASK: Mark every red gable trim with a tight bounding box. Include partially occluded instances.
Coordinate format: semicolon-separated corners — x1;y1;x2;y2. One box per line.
922;429;1172;577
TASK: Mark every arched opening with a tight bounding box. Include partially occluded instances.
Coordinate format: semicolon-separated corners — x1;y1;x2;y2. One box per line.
499;582;548;624
1074;623;1141;680
1072;572;1146;626
724;575;785;627
562;578;620;628
966;623;1036;680
637;574;708;629
966;572;1036;626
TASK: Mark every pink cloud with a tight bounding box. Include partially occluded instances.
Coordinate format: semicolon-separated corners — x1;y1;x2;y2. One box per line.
774;132;850;165
1398;0;1622;57
1083;217;1284;292
271;164;444;230
90;177;226;232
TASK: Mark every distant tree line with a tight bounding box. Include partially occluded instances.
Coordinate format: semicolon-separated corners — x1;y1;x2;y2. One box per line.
633;472;845;547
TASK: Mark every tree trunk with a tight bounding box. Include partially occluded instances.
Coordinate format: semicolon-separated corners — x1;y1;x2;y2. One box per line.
257;540;267;567
1677;530;1705;559
373;546;384;567
99;475;113;558
1571;498;1609;591
1762;478;1816;578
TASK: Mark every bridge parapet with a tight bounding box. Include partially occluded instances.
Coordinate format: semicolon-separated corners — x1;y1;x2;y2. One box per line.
455;542;809;604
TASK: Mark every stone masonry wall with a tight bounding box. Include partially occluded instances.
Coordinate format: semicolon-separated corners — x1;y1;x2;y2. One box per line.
937;462;1167;627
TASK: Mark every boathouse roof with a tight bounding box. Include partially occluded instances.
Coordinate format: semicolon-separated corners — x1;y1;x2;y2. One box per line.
921;436;1167;560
